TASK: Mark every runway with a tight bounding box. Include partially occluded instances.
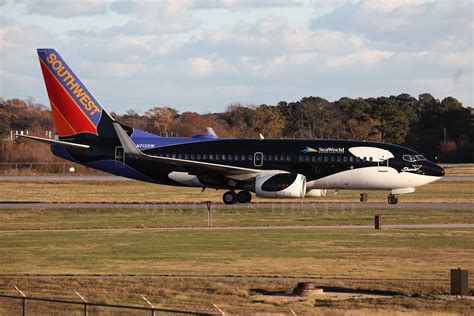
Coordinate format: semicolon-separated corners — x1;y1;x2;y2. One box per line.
0;175;473;182
0;223;473;234
0;201;472;209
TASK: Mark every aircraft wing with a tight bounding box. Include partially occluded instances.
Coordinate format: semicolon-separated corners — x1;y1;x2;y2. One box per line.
113;123;263;181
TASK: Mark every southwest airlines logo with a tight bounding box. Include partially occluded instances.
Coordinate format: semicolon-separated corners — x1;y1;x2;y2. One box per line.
42;52;101;124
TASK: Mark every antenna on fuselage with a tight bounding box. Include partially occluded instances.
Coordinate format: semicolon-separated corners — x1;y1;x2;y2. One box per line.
207;127;218;137
259;133;265;140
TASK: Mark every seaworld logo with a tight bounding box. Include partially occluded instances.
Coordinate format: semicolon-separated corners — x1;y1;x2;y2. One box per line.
301;147;318;153
301;146;345;154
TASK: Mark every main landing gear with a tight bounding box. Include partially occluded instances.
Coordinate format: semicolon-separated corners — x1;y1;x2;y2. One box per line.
387;194;399;205
223;190;252;204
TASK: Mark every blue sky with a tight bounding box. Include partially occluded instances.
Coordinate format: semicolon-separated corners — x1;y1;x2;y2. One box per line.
0;0;472;114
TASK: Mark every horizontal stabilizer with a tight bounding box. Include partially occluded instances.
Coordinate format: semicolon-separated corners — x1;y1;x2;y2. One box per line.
14;134;90;149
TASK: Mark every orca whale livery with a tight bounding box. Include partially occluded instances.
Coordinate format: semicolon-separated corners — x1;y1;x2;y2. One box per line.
20;49;445;205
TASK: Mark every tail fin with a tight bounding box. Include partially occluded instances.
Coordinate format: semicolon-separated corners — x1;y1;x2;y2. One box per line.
37;49;104;136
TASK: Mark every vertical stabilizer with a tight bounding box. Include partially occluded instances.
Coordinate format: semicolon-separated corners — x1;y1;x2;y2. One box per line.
37;48;104;136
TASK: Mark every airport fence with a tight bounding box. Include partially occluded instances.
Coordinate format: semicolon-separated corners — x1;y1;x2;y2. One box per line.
0;162;105;175
0;293;220;316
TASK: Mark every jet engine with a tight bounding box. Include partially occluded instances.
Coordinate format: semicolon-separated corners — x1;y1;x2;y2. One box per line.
255;173;306;198
305;189;327;197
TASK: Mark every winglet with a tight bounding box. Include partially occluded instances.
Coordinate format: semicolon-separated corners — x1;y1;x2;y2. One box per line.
112;123;143;156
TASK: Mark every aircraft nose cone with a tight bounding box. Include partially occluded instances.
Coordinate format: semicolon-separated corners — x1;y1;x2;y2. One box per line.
425;163;445;177
438;165;445;177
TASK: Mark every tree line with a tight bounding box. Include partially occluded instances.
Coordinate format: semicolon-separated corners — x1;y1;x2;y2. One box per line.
1;93;473;163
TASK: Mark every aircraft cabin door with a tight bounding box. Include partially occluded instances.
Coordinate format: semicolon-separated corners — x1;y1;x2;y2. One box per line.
115;146;125;168
254;152;263;167
377;151;389;172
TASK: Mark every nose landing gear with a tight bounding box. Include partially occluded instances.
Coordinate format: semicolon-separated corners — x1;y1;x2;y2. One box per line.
223;190;252;204
388;194;398;205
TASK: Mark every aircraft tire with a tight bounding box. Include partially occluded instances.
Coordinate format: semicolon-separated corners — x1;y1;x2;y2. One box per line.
388;194;398;205
237;191;252;203
223;191;238;204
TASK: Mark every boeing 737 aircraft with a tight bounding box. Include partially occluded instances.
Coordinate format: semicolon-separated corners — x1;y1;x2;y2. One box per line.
18;49;445;204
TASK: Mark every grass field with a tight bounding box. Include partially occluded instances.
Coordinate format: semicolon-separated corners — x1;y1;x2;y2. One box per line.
0;179;473;314
0;179;473;203
1;226;473;278
0;224;473;314
0;206;473;230
442;164;474;176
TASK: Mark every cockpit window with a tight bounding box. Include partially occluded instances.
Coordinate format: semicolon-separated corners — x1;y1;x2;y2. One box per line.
403;154;427;162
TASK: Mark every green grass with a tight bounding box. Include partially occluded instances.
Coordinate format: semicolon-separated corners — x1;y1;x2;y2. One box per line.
0;206;474;230
1;228;473;279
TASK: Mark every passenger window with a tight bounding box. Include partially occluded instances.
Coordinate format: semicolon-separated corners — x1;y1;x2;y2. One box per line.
248;155;253;160
191;154;195;159
185;154;189;159
275;155;279;161
280;155;284;161
228;154;233;160
222;154;226;160
197;154;201;160
263;155;267;160
337;156;341;162
349;156;354;162
305;156;310;162
356;157;360;162
324;156;329;162
299;156;303;161
343;156;348;162
172;154;176;158
286;155;291;161
234;154;239;160
178;154;183;159
369;157;373;162
311;156;316;162
210;154;214;160
241;155;246;161
330;156;335;162
202;154;207;159
268;155;273;161
318;156;322;162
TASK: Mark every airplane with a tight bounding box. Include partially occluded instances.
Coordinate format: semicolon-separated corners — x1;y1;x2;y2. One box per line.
17;48;445;205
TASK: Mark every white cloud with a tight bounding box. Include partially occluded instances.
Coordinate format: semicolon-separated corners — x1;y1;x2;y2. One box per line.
187;57;213;77
310;0;473;51
326;49;393;67
1;0;472;112
121;18;201;34
15;0;107;17
440;51;473;69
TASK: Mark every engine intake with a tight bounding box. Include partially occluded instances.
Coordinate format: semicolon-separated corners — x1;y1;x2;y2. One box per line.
255;173;306;198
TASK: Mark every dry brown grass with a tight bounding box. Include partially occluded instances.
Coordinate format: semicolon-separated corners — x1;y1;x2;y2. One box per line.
0;277;472;315
442;164;474;176
0;179;472;203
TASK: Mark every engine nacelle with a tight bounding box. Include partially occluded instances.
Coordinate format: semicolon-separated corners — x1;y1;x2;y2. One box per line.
255;173;306;198
305;189;327;197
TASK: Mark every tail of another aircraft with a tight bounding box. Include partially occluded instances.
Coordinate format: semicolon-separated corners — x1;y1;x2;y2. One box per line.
37;48;109;137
